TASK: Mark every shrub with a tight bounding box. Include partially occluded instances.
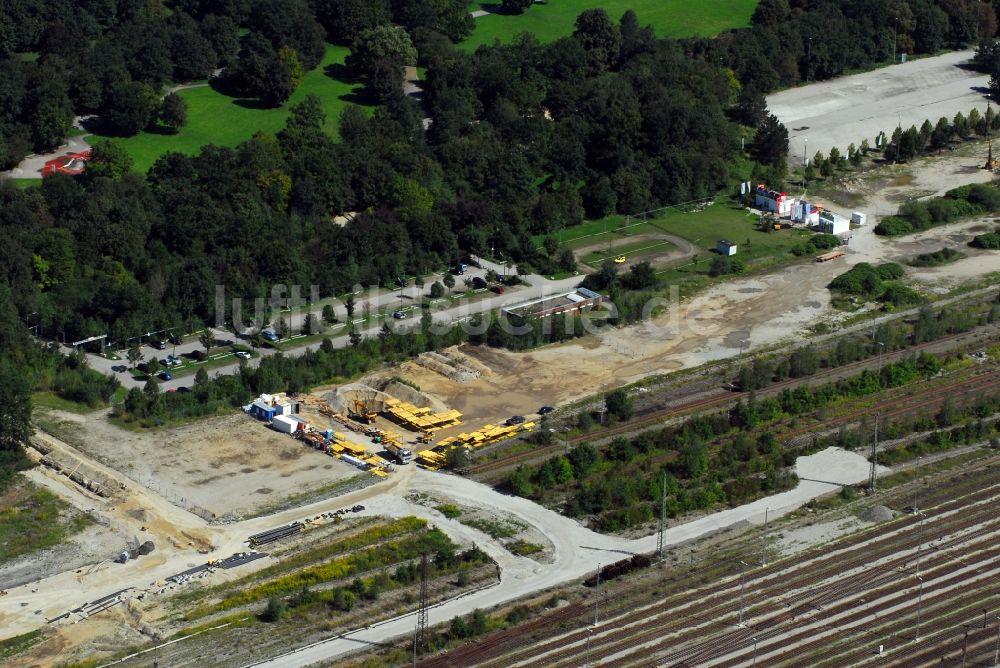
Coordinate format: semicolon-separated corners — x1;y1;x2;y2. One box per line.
874;217;914;236
970;232;1000;249
909;247;964;267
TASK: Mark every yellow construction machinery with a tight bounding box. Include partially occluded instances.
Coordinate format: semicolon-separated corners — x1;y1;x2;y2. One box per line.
350;399;378;423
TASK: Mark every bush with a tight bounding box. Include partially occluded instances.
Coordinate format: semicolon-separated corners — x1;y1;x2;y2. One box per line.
881;283;924;307
909;247;964;267
709;255;745;277
970;231;1000;249
260;596;289;622
874;217;914;236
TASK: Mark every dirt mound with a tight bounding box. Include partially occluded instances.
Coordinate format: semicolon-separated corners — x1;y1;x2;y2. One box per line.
414;350;482;382
859;505;894;523
380;381;448;413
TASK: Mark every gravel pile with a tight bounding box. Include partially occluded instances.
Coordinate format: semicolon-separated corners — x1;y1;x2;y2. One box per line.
860;505;894;523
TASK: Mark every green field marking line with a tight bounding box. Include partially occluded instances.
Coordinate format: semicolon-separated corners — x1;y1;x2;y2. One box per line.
584;240;677;266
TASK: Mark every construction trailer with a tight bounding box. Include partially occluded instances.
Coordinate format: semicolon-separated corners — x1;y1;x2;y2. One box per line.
272;415;302;434
754;185;793;215
819;211;851;235
716;240;738;256
851;211;867;226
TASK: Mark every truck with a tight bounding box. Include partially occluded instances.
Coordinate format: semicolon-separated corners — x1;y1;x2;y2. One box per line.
385;442;412;464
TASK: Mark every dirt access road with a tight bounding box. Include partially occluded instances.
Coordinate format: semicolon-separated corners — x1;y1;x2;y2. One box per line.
769;49;990;160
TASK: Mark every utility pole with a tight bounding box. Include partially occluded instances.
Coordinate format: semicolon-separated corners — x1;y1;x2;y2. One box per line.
752;636;759;668
594;564;601;626
412;552;428;667
761;508;769;566
914;575;923;641
738;560;749;626
992;617;999;666
869;413;880;493
803;138;809;188
657;473;667;561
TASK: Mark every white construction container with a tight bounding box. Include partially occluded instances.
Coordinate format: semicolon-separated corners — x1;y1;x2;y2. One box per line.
340;454;370;470
851;211;867;226
272;415;298;434
819;212;850;235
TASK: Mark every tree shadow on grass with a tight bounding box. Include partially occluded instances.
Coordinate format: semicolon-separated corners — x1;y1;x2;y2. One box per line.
232;98;274;110
325;62;363;85
339;85;378;106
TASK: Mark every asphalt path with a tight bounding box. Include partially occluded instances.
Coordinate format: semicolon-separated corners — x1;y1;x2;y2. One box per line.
85;260;582;391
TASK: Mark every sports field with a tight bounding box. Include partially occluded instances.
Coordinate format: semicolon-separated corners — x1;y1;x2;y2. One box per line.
103;45;369;173
462;0;757;51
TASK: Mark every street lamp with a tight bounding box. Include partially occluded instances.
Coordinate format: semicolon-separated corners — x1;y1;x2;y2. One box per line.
752;636;759;668
738;560;749;626
876;341;886;375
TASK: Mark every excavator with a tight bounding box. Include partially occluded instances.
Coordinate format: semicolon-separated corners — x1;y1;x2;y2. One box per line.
350;399;378;424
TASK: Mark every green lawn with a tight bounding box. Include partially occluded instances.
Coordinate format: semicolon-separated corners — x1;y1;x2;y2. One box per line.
462;0;757;51
532;219;663;249
100;44;370;173
0;481;92;564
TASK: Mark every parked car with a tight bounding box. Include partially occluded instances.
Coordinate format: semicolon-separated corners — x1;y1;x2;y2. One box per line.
491;285;506;294
235;351;251;360
159;371;173;381
453;263;468;275
613;255;627;264
538;406;554;415
395;277;409;287
392;310;408;319
262;329;278;342
506;415;525;425
472;276;487;289
151;339;166;350
168;333;183;345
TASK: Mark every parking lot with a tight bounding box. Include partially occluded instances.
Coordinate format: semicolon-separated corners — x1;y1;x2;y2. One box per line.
768;49;990;160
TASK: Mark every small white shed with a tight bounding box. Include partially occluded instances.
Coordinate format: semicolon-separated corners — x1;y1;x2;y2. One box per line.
716;240;738;256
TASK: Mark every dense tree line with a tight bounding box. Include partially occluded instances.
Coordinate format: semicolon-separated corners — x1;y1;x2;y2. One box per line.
696;0;994;98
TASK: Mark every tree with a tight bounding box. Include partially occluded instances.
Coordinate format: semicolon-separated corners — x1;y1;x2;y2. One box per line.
446;447;468;469
322;304;337;324
347;25;417;99
199;330;216;355
430;281;445;298
87;139;134;180
127;346;142;370
443;274;456;292
751;114;788;167
573;8;621;72
159;92;187;133
194;368;209;385
502;0;534;13
104;80;159;136
277;316;290;339
303;313;316;335
315;0;390;44
605;388;634;422
625;261;657;289
349;326;362;346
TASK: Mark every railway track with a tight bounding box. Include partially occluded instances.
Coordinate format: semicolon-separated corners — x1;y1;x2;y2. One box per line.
425;465;1000;668
465;330;995;477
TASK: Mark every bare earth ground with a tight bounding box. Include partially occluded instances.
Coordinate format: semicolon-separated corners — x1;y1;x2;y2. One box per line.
768;49;990;159
37;411;359;518
572;232;694;270
381;151;1000;430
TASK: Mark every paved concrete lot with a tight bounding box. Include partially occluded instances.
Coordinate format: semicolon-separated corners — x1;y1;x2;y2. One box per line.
768;50;989;161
